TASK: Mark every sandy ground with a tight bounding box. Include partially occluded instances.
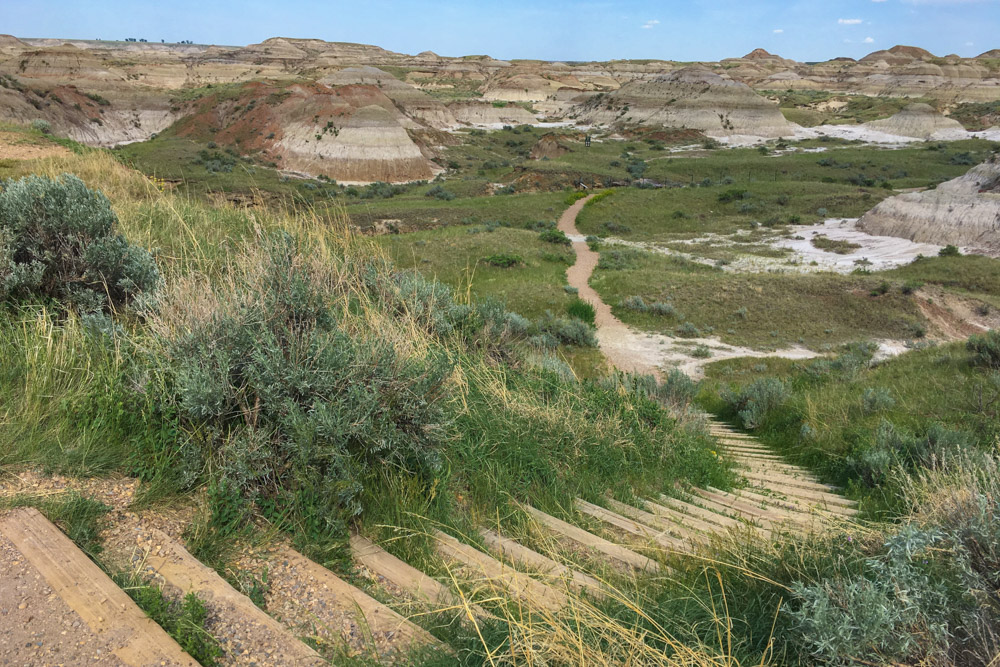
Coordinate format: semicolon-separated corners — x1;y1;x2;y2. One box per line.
0;532;136;666
774;218;947;272
558;196;820;379
0;131;71;160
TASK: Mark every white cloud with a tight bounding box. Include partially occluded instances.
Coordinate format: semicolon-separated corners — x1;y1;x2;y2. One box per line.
773;28;784;33
864;36;875;43
838;18;863;24
641;19;660;29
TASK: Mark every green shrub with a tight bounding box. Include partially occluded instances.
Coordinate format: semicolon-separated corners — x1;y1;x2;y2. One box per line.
597;249;640;270
650;301;678;318
862;387;896;415
566;298;596;325
721;378;789;430
0;174;160;312
967;330;1000;368
939;244;961;257
30;119;51;134
534;311;597;347
482;253;523;268
425;184;455;201
538;229;571;245
622;295;648;312
156;235;455;536
676;322;701;338
691;344;712;359
585;235;601;251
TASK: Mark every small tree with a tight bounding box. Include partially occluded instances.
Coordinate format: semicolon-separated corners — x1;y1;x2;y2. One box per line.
0;174;160;312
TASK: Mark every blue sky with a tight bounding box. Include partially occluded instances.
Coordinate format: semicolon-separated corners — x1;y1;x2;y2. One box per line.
2;0;997;62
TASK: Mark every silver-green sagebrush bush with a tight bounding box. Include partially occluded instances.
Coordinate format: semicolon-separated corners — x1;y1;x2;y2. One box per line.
0;174;160;312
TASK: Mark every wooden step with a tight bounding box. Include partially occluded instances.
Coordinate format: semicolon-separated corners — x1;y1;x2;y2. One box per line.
655;494;744;530
520;504;660;573
132;528;327;666
738;469;846;498
689;488;803;530
736;465;836;491
702;488;822;530
603;497;708;545
274;547;447;658
574;499;687;553
434;530;569;614
351;534;487;619
478;529;605;598
721;449;780;460
0;507;198;667
741;477;856;509
740;487;858;518
642;498;726;536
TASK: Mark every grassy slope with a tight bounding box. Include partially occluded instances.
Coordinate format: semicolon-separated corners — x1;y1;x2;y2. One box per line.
378;225;576;319
577;140;997;242
590;250;925;349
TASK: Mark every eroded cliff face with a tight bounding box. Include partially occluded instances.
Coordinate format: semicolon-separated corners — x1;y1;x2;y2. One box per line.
575;67;794;138
858;158;1000;256
864;103;967;139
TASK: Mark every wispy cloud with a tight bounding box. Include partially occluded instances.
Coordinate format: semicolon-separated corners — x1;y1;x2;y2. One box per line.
864;36;875;43
641;19;660;29
773;28;784;33
838;18;863;24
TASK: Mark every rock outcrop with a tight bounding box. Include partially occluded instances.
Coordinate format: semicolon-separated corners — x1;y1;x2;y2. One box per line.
576;66;794;138
864;103;966;139
858;157;1000;256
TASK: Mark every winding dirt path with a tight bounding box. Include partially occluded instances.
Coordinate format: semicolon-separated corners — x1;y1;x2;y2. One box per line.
558;195;819;379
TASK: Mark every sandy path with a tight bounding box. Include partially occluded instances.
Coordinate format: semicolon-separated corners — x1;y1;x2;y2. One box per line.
558;195;820;379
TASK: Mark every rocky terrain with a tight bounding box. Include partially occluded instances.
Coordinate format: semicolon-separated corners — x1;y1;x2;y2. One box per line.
2;36;1000;181
864;102;967;139
575;66;795;138
858;156;1000;256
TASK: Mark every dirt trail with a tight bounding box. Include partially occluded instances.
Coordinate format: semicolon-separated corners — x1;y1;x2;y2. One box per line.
558;195;819;379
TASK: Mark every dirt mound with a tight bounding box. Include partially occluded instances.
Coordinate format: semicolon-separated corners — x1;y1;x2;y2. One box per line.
858;157;1000;256
576;66;794;138
172;81;441;183
318;67;457;129
530;133;570;159
864;103;966;139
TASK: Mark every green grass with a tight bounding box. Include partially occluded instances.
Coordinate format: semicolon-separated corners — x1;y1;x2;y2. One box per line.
591;249;926;349
700;340;1000;517
378;225;576;318
761;91;939;127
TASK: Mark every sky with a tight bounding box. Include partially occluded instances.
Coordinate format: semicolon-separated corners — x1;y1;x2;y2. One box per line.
2;0;998;62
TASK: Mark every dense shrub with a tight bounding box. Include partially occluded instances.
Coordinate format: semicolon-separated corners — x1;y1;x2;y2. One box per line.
0;174;160;312
538;229;571;245
534;311;597;347
30;119;51;134
939;244;961;257
845;421;974;488
425;184;455;201
722;378;789;430
598;249;641;270
159;235;453;525
967;330;1000;369
482;253;523;268
650;301;678;317
788;457;1000;667
622;295;648;312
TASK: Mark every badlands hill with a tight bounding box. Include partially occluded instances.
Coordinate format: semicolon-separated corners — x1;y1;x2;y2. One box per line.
576;66;794;138
858;157;1000;256
864;103;967;140
2;35;1000;180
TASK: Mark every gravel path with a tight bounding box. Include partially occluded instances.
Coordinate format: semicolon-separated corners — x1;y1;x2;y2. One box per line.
558;195;819;378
